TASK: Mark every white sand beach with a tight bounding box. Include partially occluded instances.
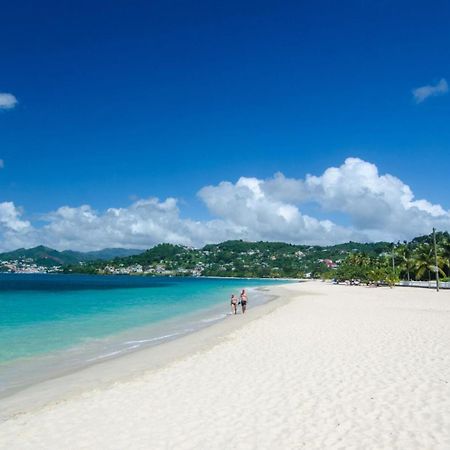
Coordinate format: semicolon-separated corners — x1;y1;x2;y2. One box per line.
1;281;449;449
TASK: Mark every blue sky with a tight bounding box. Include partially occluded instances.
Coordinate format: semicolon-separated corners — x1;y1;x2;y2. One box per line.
1;0;450;250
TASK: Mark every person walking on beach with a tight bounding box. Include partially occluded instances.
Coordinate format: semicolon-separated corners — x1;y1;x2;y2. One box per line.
240;289;248;314
230;294;238;315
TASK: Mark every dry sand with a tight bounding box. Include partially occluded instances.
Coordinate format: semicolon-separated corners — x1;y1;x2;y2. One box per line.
1;281;449;449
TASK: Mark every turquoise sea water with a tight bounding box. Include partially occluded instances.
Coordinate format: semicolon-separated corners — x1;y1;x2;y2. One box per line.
0;274;287;396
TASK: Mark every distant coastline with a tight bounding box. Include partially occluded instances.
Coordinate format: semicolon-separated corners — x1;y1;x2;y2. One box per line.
2;231;449;284
0;271;301;282
1;239;394;278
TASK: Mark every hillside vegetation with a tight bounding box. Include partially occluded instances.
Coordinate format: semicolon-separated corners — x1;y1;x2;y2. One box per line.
3;232;449;282
62;240;393;278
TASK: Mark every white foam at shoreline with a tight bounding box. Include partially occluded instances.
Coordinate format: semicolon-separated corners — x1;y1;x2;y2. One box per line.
123;333;184;345
200;314;227;323
86;350;127;362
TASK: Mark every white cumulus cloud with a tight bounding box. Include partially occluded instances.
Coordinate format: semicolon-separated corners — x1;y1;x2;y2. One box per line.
36;199;206;252
198;177;357;245
302;157;449;241
198;157;450;244
0;158;449;251
0;93;18;109
0;202;31;232
0;202;33;251
0;198;244;252
412;78;448;103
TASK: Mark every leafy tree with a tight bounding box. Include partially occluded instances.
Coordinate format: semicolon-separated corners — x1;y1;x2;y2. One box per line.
413;243;445;281
440;237;450;277
394;242;414;281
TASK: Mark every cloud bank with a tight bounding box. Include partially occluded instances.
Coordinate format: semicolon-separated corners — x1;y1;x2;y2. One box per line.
0;93;18;110
1;158;449;251
412;78;448;103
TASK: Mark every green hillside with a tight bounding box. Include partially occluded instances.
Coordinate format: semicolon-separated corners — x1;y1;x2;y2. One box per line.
4;232;448;280
0;246;144;268
63;240;393;278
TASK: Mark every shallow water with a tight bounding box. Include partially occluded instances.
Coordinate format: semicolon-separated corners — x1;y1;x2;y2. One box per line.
0;274;287;396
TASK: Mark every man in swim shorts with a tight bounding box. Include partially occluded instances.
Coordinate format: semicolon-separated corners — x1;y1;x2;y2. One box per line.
240;289;248;314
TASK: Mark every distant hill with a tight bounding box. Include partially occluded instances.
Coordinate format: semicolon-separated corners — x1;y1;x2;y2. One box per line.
2;235;446;278
0;246;144;267
68;248;146;261
60;239;393;278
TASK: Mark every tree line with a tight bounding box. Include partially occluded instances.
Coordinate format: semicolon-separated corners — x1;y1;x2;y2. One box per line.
332;231;450;286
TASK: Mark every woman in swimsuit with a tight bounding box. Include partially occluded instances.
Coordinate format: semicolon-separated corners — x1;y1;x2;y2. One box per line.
240;289;248;314
230;294;238;315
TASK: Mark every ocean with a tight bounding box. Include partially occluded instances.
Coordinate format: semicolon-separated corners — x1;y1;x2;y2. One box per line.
0;274;288;397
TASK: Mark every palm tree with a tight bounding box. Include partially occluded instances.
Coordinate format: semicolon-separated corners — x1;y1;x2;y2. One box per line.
413;243;445;281
440;237;450;278
395;241;413;281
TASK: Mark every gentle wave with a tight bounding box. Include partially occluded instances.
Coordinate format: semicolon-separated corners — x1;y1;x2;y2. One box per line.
124;332;184;345
200;314;227;323
87;332;188;362
86;349;127;362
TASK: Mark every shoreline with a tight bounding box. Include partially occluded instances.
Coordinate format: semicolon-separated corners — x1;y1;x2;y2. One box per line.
0;272;302;281
0;282;296;422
